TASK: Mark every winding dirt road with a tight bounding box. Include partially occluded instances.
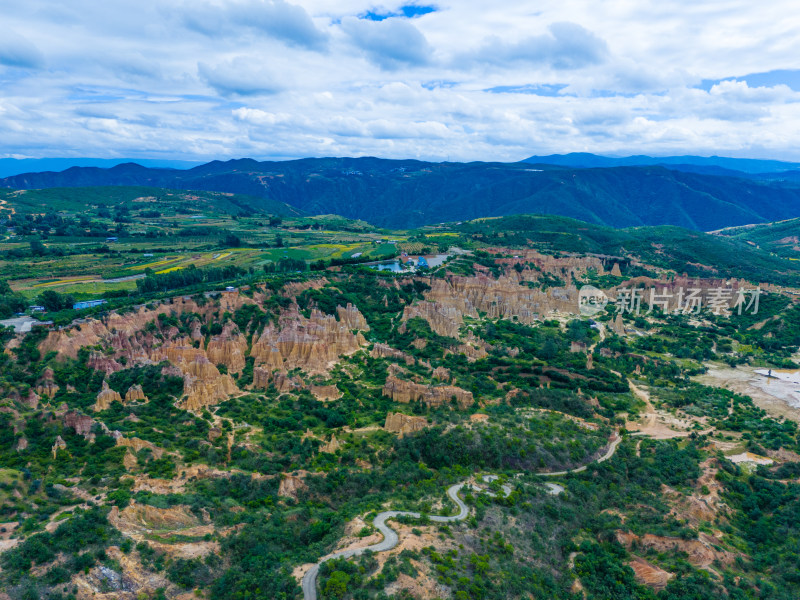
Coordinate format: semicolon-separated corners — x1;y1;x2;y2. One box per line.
301;433;622;600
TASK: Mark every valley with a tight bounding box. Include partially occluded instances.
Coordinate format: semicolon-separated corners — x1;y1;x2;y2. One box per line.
0;187;799;600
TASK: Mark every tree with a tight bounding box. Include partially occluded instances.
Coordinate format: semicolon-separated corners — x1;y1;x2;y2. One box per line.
29;240;47;256
323;571;350;599
224;233;242;248
37;290;74;312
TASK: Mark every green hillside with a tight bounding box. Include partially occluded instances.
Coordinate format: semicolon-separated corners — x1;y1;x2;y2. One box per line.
3;158;800;230
454;214;800;285
713;218;800;259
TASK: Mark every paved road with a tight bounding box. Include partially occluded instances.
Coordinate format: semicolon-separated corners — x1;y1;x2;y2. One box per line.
301;432;622;600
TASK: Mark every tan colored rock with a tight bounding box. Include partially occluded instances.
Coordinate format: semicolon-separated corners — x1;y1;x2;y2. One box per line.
94;381;122;411
611;262;623;277
116;436;164;459
123;450;138;470
24;389;40;409
278;474;308;499
337;303;370;331
470;413;489;423
63;411;95;437
35;367;59;399
432;366;450;381
370;343;414;365
206;322;248;374
15;437;27;452
252;367;303;392
616;531;736;568
455;341;489;362
384;412;428;435
426;274;580;324
320;434;341;453
51;435;67;459
629;557;673;590
402;300;467;338
610;313;626;335
382;376;474;409
124;385;147;404
181;363;239;411
87;350;123;375
251;306;368;375
311;385;341;401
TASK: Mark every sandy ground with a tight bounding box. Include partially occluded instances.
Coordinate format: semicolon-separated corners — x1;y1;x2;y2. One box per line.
696;363;800;422
627;381;713;439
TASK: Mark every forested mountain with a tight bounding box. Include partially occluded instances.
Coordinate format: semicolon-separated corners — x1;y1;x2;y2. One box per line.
4;157;800;231
523;152;800;174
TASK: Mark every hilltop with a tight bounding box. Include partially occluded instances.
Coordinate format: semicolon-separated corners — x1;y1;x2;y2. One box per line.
4;157;800;231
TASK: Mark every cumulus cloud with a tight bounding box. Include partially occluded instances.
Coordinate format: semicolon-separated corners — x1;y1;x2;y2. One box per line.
198;58;283;96
709;79;797;103
183;0;328;50
4;1;800;161
0;30;45;69
459;22;608;70
340;16;431;70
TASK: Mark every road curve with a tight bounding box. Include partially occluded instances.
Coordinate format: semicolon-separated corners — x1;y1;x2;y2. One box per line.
302;433;621;600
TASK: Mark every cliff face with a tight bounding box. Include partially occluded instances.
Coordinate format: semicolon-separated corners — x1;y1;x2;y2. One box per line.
310;385;341;401
337;303;370;331
116;435;164;458
37;292;254;361
445;275;579;323
124;385;147;403
63;410;95;437
370;343;415;365
93;381;122;412
252;367;303;392
320;434;341;453
432;366;450;381
402;300;468;338
206;322;248;374
178;357;240;411
251;305;368;375
278;474;308;499
87;351;123;375
384;412;428;435
382;376;474;409
35;367;59;398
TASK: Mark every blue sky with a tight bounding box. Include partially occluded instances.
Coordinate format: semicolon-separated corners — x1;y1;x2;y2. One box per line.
2;0;800;161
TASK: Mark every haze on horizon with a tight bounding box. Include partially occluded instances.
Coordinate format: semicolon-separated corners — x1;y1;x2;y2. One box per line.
2;0;800;163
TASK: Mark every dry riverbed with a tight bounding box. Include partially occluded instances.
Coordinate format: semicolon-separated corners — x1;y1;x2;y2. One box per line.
696;362;800;422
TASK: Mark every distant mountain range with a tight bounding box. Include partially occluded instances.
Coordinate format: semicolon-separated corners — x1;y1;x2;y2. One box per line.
0;158;202;178
523;152;800;174
3;156;800;231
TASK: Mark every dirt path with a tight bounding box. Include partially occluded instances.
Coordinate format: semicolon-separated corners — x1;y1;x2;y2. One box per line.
626;380;714;439
301;431;622;600
0;197;16;215
628;380;656;431
588;323;606;354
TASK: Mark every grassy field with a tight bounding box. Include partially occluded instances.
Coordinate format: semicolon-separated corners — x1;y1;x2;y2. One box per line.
0;187;408;300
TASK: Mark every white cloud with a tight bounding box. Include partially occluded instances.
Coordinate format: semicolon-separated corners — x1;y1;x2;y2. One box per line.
198;58;284;96
340;16;431;70
0;30;45;69
458;22;608;70
182;0;329;50
3;0;800;161
709;79;797;103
